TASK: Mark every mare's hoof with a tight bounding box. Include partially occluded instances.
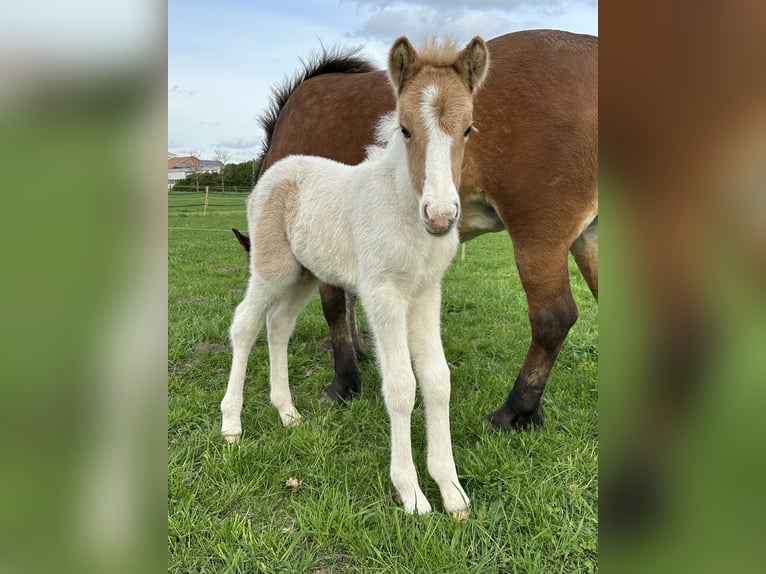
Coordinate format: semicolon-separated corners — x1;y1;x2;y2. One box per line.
320;379;360;405
485;404;544;431
223;434;241;444
450;508;469;520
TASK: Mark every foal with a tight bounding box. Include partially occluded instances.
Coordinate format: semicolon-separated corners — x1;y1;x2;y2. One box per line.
220;36;489;515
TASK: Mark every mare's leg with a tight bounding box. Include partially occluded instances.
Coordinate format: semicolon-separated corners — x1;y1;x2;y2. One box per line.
570;216;599;301
319;284;363;403
363;285;431;514
346;293;365;360
267;275;321;426
486;242;579;430
221;272;295;442
408;284;469;517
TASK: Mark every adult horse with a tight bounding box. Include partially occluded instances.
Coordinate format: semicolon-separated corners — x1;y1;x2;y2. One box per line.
254;30;598;430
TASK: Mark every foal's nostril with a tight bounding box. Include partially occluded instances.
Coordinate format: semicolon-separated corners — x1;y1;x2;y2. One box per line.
423;202;459;222
422;201;459;234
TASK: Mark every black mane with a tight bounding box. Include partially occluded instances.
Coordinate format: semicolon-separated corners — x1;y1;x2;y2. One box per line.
255;46;377;176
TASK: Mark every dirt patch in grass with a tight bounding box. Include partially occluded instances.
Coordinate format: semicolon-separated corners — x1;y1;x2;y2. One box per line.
216;267;245;274
175;297;207;306
194;342;229;354
173;342;230;377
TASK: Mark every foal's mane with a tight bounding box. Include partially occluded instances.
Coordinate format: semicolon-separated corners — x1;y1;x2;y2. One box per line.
364;38;463;161
416;37;460;66
255;46;377;178
365;112;399;161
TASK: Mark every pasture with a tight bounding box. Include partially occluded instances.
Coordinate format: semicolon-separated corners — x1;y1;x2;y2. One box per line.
168;197;598;573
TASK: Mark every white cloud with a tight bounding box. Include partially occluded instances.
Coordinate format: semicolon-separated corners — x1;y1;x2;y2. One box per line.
168;1;597;165
343;0;561;10
353;7;526;45
169;85;196;96
347;1;596;45
216;137;260;150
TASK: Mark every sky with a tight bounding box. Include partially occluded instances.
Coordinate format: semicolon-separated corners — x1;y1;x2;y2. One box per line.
168;0;598;163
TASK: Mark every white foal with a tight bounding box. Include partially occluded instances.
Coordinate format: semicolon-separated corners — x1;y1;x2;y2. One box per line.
220;35;489;516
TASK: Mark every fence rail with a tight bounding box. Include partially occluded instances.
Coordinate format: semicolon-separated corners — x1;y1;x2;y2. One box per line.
168;187;249;213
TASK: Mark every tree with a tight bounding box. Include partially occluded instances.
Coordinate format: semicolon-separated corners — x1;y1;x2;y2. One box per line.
170;158;259;192
187;150;202;193
214;149;232;191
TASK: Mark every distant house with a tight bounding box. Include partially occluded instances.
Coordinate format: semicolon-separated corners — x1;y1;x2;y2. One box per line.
168;156;224;189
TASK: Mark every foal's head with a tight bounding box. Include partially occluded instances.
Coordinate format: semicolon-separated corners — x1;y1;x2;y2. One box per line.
388;36;489;235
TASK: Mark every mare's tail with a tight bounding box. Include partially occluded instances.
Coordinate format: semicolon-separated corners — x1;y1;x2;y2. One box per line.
231;228;250;253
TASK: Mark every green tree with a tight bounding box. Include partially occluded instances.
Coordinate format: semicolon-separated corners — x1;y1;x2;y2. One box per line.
171;159;259;192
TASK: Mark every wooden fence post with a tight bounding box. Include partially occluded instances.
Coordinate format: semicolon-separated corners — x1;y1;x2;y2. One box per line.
203;186;209;216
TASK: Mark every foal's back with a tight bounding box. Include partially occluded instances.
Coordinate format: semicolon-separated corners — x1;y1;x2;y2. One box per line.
248;144;457;294
247;154;357;287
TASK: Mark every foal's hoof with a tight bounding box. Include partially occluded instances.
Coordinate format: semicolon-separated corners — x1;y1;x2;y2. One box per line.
279;411;302;428
450;508;469;521
223;434;241;444
393;490;432;515
485;404;544;431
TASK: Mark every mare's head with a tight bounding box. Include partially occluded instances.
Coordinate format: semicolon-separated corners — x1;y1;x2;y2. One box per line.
388;36;489;235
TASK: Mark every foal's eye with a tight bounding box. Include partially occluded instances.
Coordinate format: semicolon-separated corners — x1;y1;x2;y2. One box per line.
463;125;473;138
401;127;411;140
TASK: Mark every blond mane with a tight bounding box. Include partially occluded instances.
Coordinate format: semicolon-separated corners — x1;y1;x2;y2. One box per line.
416;37;460;66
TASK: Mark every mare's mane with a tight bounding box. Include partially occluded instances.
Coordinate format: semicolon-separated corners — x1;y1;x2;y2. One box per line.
256;46;376;174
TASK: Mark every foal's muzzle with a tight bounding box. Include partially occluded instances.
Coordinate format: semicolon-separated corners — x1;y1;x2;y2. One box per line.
422;201;460;235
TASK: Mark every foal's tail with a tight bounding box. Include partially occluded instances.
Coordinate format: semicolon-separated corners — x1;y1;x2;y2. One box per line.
254;46;377;182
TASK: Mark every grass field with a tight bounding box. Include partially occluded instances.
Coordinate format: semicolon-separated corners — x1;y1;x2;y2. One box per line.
168;198;598;573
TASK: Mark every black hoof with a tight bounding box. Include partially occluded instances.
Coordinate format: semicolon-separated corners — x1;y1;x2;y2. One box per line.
485;404;544;431
320;377;360;404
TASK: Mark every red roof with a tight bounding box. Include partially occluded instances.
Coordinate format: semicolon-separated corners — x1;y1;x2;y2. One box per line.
168;156;205;169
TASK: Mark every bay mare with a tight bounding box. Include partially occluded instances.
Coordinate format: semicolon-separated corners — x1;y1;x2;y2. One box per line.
249;30;599;430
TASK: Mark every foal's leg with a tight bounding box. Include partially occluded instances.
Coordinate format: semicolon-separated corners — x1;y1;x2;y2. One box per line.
408;284;469;517
266;275;320;426
486;243;579;430
220;274;292;442
363;286;431;514
319;284;363;403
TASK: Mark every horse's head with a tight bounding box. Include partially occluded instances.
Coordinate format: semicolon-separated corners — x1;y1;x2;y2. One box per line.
388;36;489;235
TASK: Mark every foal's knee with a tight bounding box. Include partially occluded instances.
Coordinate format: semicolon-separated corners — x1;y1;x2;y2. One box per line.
418;362;451;405
266;310;294;342
383;372;417;414
230;304;259;346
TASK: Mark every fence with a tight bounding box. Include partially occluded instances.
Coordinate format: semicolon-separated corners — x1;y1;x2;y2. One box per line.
168;186;249;214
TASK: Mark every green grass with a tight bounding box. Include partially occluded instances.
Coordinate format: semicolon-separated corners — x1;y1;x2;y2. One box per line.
168;205;598;573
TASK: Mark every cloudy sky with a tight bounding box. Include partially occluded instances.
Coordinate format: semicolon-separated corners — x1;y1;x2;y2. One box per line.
168;0;598;163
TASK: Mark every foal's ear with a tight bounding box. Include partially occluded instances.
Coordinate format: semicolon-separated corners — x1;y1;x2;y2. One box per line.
455;36;489;93
388;36;420;94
